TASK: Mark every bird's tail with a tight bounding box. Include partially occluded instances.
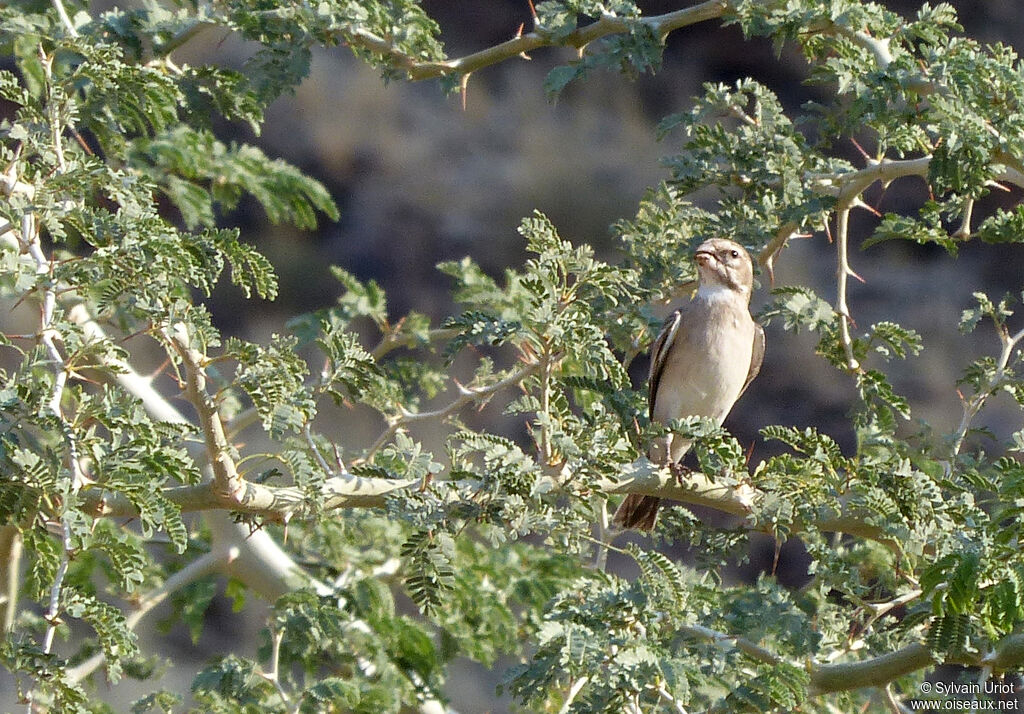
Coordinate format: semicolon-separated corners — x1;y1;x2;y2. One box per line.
612;494;661;531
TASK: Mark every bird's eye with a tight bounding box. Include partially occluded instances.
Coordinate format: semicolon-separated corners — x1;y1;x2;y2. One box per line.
729;249;739;258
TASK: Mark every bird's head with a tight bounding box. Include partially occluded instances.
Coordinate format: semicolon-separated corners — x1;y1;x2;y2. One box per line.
693;238;754;299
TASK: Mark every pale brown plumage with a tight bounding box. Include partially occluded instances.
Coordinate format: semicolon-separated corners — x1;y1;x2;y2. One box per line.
613;238;764;530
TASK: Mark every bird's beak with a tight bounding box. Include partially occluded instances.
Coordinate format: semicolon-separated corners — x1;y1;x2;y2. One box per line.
694;249;716;266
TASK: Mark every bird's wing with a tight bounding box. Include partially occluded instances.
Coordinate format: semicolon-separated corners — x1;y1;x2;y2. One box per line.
648;309;684;421
738;322;765;398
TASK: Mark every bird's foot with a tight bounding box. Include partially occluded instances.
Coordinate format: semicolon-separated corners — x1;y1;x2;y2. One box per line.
669;462;694;486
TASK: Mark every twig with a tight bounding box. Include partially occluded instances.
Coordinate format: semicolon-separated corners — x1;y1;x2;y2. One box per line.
346;0;729;81
955;198;975;239
0;525;22;631
539;350;554;464
164;322;247;503
657;684;689;714
882;683;911;714
67;304;192;426
758;220;799;285
592;496;611;572
834;25;892;69
158;19;209;56
51;0;80;37
862;589;923;635
976;658;993;697
304;422;335;478
678;621;791;668
1;145;36;200
359;359;543;463
833;206;861;372
24;58;91;709
948;323;1024;464
558;676;590;714
260;628;291;706
224;406;261;440
370;326;460;360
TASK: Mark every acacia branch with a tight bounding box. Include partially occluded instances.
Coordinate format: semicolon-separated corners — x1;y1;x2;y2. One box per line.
675;594;1024;700
23;59;92;705
679;620;790;668
833;206;861;372
50;0;80;37
810;643;934;695
0;525;21;632
82;451;907;559
657;685;689;714
809;633;1024;697
822;150;1024;201
370;326;460;360
347;0;729;81
832;156;933;204
948;321;1024;464
805;18;894;70
676;612;1017;702
83;475;417;519
600;458;754;516
557;676;590;714
164;322;247;504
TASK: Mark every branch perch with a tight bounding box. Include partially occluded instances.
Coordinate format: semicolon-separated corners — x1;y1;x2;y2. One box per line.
164;322;247;503
346;0;730;82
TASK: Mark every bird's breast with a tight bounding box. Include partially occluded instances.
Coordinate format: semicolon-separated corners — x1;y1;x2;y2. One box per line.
651;304;755;426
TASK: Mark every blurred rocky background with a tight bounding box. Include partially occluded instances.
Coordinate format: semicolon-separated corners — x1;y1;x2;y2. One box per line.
7;1;1024;711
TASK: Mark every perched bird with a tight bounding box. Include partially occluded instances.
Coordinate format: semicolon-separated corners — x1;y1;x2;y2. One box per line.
613;238;765;530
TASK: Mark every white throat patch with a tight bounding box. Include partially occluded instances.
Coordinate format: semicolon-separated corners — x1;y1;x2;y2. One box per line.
696;282;736;302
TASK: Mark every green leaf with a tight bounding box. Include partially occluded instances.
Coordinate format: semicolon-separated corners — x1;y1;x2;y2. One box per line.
63;591;139;682
329;267;388;327
191;654;278;706
130;127;338;230
228;335;316;437
761;286;835;332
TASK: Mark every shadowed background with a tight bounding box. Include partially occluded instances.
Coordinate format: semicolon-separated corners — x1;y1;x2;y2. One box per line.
4;1;1024;711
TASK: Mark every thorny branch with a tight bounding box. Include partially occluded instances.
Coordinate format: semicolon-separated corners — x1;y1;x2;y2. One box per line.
833;205;861;372
948;321;1024;467
21;55;89;712
347;0;730;82
164;322;247;503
